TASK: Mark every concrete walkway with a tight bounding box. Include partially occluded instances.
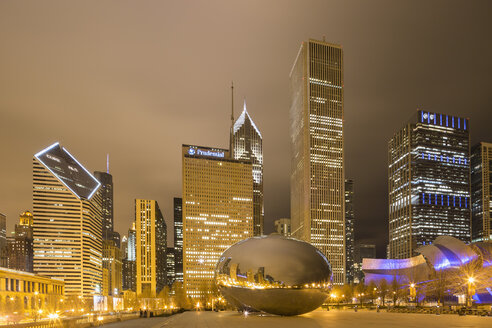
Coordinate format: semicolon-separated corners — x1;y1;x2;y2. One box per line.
102;309;491;328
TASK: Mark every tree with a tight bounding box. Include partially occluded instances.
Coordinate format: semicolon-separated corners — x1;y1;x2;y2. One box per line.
355;283;366;307
342;284;354;304
379;279;389;306
123;291;138;310
171;281;190;309
390;277;401;306
157;286;170;305
367;281;377;304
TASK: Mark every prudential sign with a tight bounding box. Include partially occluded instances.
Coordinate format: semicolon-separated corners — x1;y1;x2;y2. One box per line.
188;147;225;158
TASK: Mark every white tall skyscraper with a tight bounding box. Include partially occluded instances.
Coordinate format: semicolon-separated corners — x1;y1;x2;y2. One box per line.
290;39;345;284
33;142;103;298
232;100;264;236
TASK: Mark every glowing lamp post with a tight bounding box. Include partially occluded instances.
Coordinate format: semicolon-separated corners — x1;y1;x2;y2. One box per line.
467;277;475;308
409;283;416;305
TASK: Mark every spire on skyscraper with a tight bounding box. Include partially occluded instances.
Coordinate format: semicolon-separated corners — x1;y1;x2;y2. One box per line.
229;81;234;156
107;153;109;174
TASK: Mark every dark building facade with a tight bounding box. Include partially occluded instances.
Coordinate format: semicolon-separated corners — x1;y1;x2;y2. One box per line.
389;110;470;259
0;213;6;268
7;211;34;272
471;142;492;242
345;179;355;284
166;247;175;286
354;243;376;283
94;171;115;243
173;197;183;282
122;258;136;291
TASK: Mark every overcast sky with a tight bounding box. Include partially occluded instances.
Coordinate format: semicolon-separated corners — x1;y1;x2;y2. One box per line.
1;0;491;256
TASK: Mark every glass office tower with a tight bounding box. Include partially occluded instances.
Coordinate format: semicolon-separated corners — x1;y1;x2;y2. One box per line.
388;110;470;259
345;179;355;284
94;171;114;242
290;39;345;284
173;197;183;282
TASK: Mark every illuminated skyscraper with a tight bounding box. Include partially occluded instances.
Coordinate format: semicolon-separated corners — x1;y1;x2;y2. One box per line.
388;110;470;259
290;39;346;284
33;142;102;298
127;223;136;262
8;211;34;272
93;171;114;242
122;223;136;291
182;144;253;298
173;197;183;282
135;199;166;297
0;213;6;267
471;142;492;242
345;179;355;284
166;247;175;286
102;239;122;296
232;101;264;236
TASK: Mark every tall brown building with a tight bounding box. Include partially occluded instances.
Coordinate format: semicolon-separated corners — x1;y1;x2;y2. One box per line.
135;199;167;297
471;142;492;242
290;39;346;284
102;240;123;296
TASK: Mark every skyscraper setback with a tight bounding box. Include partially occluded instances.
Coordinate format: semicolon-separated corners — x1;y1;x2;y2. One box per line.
232;101;264;236
290;39;346;284
33;142;102;298
388;111;471;259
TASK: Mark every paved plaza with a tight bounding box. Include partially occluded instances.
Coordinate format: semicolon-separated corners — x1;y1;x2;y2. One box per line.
103;309;491;328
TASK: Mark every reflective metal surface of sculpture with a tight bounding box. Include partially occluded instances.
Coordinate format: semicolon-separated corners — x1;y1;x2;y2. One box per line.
215;235;332;316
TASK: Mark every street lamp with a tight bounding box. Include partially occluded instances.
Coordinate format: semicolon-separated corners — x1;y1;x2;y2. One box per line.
467;277;475;308
409;283;416;305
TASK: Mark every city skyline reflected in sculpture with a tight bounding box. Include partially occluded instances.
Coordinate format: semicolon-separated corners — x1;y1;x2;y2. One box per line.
215;235;332;316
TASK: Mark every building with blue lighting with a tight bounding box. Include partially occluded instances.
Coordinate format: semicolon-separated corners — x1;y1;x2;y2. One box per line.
33;142;103;299
388;110;470;259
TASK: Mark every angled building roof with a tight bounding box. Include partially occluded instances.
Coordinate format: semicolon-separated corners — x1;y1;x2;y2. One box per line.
34;142;101;200
233;100;262;138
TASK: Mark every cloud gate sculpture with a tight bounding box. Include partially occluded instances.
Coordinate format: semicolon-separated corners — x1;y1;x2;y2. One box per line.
215;235;332;316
